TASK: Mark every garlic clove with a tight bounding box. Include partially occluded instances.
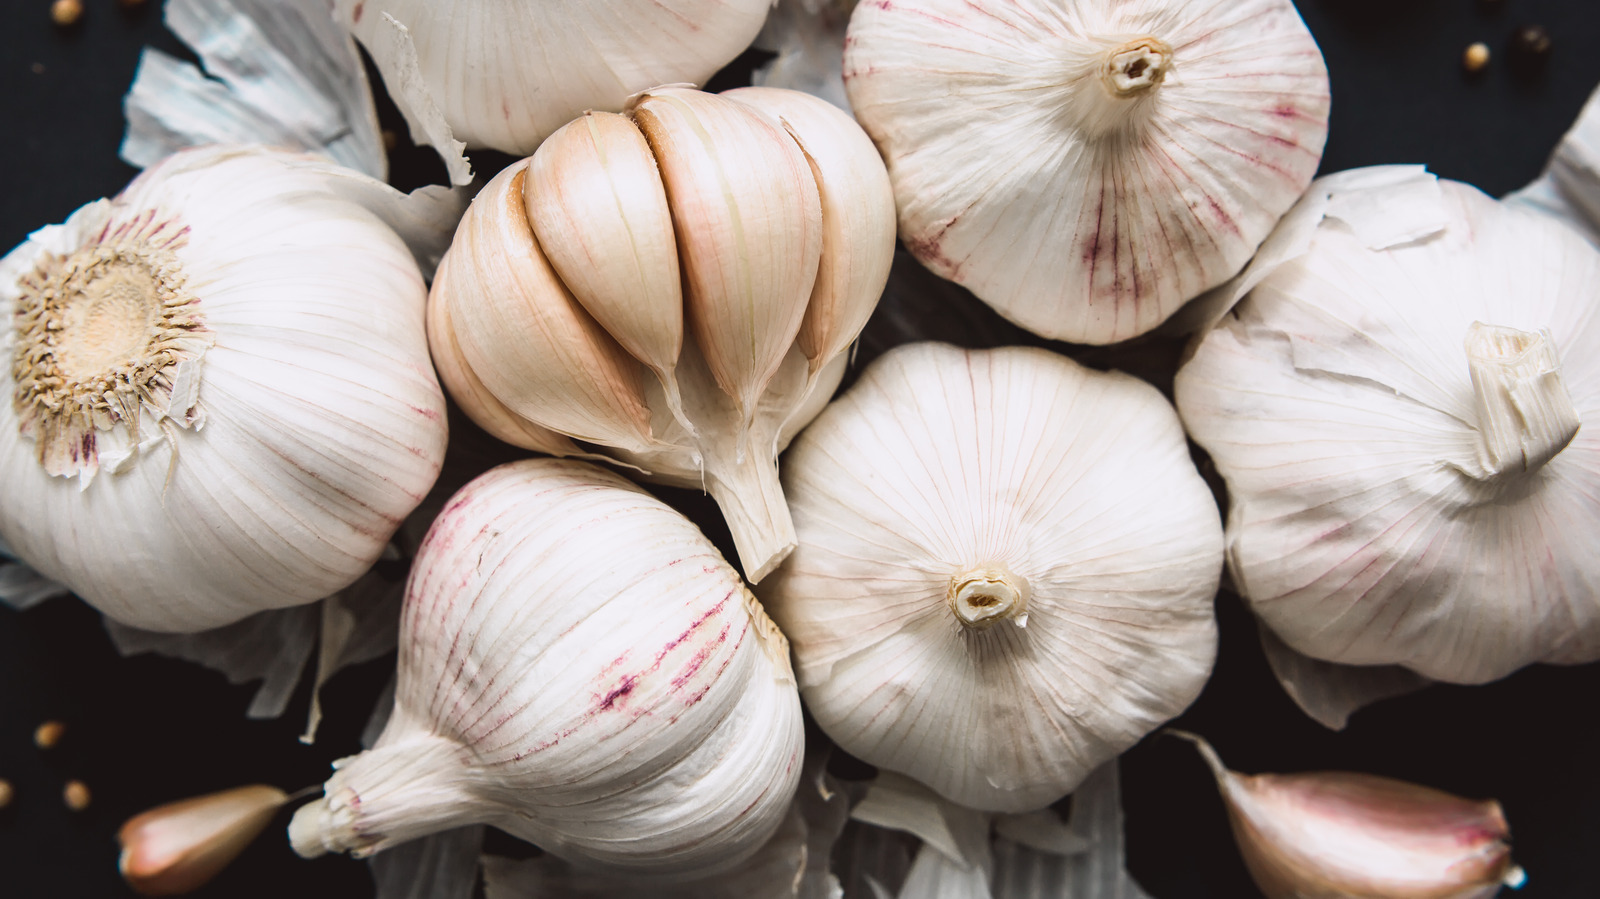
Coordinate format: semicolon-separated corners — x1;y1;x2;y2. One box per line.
632;87;823;442
1173;732;1522;899
434;159;655;451
526;111;691;429
118;785;288;895
723;86;897;381
424;253;584;456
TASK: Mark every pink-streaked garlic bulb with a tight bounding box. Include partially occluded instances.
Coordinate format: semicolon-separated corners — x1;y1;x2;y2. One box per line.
289;459;804;876
844;0;1330;344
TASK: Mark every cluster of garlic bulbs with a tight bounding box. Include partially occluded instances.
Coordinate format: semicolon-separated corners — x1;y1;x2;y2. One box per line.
429;85;896;582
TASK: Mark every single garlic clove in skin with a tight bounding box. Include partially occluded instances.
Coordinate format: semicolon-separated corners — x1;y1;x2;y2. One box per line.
843;0;1331;344
761;342;1222;812
288;459;804;876
118;785;288;896
1172;733;1524;899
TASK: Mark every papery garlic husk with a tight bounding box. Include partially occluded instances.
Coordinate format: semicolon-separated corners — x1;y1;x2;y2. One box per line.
333;0;771;157
430;86;896;582
1173;732;1523;899
288;458;804;875
1176;170;1600;684
843;0;1330;345
118;785;288;896
0;144;448;633
761;343;1222;812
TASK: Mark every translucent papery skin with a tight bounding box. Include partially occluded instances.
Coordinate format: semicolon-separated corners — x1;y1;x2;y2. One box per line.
844;0;1329;344
290;460;804;875
0;146;447;633
336;0;771;155
762;343;1222;813
1176;180;1600;684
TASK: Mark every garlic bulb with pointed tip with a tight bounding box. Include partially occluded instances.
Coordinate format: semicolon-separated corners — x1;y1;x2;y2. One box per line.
761;343;1222;812
843;0;1330;344
1177;170;1600;684
0;144;449;633
334;0;771;156
1174;732;1523;899
288;458;804;875
429;86;896;582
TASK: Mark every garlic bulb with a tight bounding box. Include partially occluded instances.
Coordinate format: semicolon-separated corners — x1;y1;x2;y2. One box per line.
0;144;448;632
334;0;772;157
1176;170;1600;684
1174;733;1523;899
288;458;804;875
843;0;1330;345
430;86;896;581
761;343;1222;812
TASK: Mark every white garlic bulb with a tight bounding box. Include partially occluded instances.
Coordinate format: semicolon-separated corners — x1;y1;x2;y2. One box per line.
335;0;772;157
843;0;1330;345
430;86;896;582
1176;170;1600;684
288;459;804;875
762;343;1222;813
0;145;448;633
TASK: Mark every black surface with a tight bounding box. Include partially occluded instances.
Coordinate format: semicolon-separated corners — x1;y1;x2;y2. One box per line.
3;1;1600;897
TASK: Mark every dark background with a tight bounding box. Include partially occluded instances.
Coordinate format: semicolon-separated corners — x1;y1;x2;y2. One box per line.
3;0;1600;897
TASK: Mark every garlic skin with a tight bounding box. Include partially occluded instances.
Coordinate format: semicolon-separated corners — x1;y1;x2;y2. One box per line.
334;0;771;156
843;0;1330;345
288;459;804;875
430;86;896;582
1175;733;1521;899
0;145;448;632
762;343;1222;812
1177;172;1600;684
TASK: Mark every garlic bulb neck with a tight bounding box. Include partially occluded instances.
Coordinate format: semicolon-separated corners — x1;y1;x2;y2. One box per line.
1061;36;1173;141
947;565;1029;630
1101;37;1173;97
1465;322;1580;482
12;215;212;478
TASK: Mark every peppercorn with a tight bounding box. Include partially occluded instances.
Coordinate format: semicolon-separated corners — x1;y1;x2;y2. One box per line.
50;0;83;27
1509;25;1552;62
63;780;91;812
33;720;65;750
1463;43;1491;74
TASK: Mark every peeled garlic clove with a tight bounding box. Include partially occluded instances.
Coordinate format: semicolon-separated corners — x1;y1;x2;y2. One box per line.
118;785;288;895
289;459;803;875
424;253;583;456
843;0;1330;344
434;159;655;451
723;86;897;378
762;343;1222;812
1176;172;1600;684
526;111;690;425
0;144;448;632
633;88;823;433
1173;733;1521;899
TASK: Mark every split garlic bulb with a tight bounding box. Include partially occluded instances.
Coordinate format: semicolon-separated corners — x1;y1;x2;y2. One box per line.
430;86;896;582
843;0;1330;344
1177;170;1600;684
288;459;804;875
0;145;447;633
335;0;771;156
762;343;1223;812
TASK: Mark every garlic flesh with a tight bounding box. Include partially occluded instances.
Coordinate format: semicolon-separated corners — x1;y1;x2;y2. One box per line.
429;86;896;583
1175;733;1522;899
0;144;448;632
288;459;804;875
843;0;1331;344
761;343;1222;812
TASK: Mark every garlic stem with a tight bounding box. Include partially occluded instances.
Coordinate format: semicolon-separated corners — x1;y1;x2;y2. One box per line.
707;450;797;585
947;565;1029;630
1465;322;1580;480
1101;38;1173;97
1060;36;1174;141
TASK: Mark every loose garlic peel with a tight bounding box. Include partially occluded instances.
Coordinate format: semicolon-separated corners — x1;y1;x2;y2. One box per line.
430;86;895;582
289;459;804;875
843;0;1330;344
1173;733;1522;899
0;145;448;632
762;343;1222;813
1177;175;1600;684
